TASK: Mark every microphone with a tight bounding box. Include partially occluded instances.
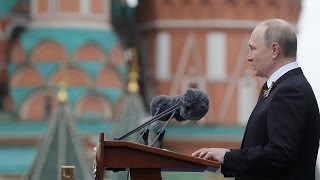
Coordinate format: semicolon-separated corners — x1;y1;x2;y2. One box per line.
150;88;209;121
149;89;209;148
180;88;209;120
150;94;185;121
114;88;209;141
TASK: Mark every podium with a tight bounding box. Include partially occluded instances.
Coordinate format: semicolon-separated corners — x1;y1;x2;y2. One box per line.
93;133;220;180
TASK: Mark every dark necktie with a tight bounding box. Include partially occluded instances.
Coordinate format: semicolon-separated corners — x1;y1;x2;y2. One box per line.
257;82;268;105
254;82;275;114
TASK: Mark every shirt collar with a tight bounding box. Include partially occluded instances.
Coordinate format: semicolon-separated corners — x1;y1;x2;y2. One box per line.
267;62;299;88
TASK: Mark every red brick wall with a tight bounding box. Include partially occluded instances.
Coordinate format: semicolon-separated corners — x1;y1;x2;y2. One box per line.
137;0;301;22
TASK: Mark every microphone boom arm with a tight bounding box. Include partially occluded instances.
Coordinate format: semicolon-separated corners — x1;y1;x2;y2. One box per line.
151;110;175;148
114;104;179;141
137;109;160;145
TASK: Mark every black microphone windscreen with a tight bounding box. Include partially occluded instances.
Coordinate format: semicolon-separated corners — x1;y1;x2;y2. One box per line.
170;94;185;121
150;94;184;121
150;95;170;116
180;88;209;121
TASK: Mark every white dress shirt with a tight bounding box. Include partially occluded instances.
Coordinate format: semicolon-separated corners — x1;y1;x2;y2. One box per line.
267;62;300;88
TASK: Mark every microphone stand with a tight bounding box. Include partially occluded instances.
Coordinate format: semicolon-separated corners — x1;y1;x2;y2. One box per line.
137;109;160;145
150;110;175;148
114;104;179;141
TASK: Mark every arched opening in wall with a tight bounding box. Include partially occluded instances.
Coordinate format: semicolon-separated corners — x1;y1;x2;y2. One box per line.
20;90;58;121
49;66;92;87
10;66;44;88
110;43;125;65
74;43;106;61
30;40;66;62
76;94;112;121
96;67;123;88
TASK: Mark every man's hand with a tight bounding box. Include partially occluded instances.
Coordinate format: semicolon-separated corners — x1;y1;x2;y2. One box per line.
192;148;230;164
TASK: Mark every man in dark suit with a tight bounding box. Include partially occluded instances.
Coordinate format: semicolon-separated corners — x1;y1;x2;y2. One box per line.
192;18;320;179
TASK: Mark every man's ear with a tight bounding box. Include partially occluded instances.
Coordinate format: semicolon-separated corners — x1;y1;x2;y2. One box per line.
271;43;280;59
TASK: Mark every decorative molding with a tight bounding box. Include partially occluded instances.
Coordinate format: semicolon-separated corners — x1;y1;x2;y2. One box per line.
32;0;109;21
139;19;261;30
29;18;111;30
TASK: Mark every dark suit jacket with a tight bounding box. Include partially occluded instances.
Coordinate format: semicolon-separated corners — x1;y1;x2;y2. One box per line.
221;68;320;180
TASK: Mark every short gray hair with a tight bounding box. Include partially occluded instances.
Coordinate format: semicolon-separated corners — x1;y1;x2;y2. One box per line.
260;19;297;58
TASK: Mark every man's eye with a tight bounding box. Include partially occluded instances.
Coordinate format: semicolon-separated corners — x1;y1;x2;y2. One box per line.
248;44;256;50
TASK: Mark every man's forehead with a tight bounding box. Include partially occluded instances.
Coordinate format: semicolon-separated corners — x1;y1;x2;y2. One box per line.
252;26;265;37
249;26;265;44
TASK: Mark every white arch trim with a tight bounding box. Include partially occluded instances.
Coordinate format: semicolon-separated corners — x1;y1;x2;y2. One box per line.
10;66;43;88
20;89;56;120
3;18;28;40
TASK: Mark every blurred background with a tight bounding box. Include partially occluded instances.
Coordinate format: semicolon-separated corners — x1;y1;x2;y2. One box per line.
0;0;318;179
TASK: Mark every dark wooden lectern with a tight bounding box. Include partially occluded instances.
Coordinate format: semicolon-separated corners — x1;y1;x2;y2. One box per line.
94;133;220;180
